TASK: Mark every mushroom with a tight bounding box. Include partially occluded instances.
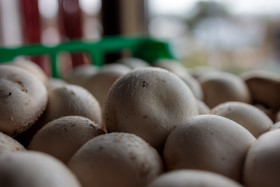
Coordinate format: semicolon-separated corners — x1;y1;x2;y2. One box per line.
0;151;81;187
43;84;102;126
147;169;242;187
163;115;255;182
0;65;48;136
0;132;25;155
68;132;163;187
244;129;280;187
29;116;105;163
199;71;251;108
211;101;273;137
104;67;198;150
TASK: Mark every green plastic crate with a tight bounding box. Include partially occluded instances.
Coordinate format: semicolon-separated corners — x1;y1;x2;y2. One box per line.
0;36;174;78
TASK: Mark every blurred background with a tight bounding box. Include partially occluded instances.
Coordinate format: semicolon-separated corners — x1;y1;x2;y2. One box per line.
1;0;280;75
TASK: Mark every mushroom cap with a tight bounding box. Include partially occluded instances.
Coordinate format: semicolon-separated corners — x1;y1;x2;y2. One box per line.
0;151;81;187
0;65;48;136
104;67;198;149
43;84;102;126
212;101;273;137
199;71;251;108
29;116;105;163
147;169;242;187
68;132;163;187
163;114;255;182
244;129;280;187
0;132;25;155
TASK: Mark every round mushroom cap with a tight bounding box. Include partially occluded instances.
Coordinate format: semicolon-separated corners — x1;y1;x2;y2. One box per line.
104;67;198;150
8;59;48;84
0;151;81;187
29;116;105;163
0;132;25;155
163;115;255;182
199;71;251;108
43;84;102;126
116;57;149;69
68;132;163;187
147;170;242;187
211;102;273;137
244;129;280;187
0;65;48;136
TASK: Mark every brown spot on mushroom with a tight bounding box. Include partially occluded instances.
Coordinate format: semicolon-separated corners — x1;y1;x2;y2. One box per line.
71;90;76;95
143;115;148;119
14;80;27;93
0;90;12;97
142;81;149;88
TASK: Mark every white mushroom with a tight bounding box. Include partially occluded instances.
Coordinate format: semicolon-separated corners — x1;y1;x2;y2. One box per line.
29;116;105;163
104;67;198;149
163;115;255;182
147;169;242;187
68;132;163;187
0;151;81;187
0;65;48;136
212;101;273;137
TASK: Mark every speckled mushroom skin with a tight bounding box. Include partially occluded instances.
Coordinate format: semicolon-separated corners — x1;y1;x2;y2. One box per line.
147;170;243;187
211;101;273;137
104;67;198;150
163;115;255;182
0;151;81;187
0;132;25;154
0;65;48;136
68;132;163;187
29;116;105;163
